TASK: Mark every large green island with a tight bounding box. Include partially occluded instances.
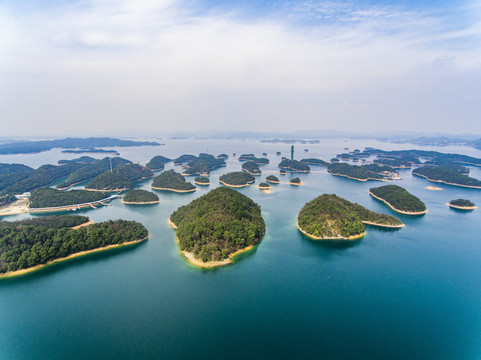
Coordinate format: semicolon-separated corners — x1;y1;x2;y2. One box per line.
122;189;160;204
369;185;427;215
219;171;255;187
297;194;403;240
151;170;196;192
169;187;265;267
0;215;148;278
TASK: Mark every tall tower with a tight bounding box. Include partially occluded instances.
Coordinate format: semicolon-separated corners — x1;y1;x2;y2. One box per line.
291;145;294;161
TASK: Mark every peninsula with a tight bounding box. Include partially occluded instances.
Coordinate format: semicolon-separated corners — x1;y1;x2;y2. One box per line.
122;189;160;204
151;170;196;192
369;185;427;215
29;188;111;210
219;171;255;187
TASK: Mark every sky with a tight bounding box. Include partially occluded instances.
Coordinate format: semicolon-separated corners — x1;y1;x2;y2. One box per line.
0;0;480;137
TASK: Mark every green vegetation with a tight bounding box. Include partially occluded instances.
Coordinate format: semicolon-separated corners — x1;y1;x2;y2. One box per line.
279;169;286;174
258;182;271;189
146;156;171;170
0;195;17;207
238;154;269;164
362;164;396;174
194;176;210;185
301;158;329;167
58;156;99;165
449;199;475;207
327;163;384;180
123;189;159;203
170;187;265;263
151;170;196;191
173;154;197;165
412;166;481;188
373;158;414;168
0;216;148;274
423;160;469;174
56;157;131;189
365;149;481;167
29;188;110;208
85;164;153;191
266;175;279;183
290;177;301;184
242;161;261;175
219;171;255;186
330;158;340;163
183;154;226;175
0;163;33;175
370;185;426;213
62;149;119;155
278;159;310;172
297;194;403;239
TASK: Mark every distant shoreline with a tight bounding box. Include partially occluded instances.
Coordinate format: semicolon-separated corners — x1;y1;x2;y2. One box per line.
122;199;160;205
151;186;196;193
369;191;427;215
328;170;387;182
447;203;477;210
413;173;481;189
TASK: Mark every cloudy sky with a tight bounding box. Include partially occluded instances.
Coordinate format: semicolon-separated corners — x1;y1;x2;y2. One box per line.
0;0;480;137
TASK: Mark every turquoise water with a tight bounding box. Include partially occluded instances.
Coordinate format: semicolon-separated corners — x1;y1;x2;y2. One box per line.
1;139;480;360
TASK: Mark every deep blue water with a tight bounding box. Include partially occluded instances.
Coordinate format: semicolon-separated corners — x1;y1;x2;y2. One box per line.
0;138;480;360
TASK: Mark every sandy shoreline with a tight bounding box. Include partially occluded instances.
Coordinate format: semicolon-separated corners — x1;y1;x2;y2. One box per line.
0;198;30;216
71;219;93;229
151;186;196;193
426;186;443;190
289;181;302;186
361;220;405;228
122;199;160;205
328;171;387;182
218;180;252;188
0;235;148;279
413;173;481;189
369;191;427;215
447;203;477;210
194;180;210;186
265;179;280;184
296;219;365;240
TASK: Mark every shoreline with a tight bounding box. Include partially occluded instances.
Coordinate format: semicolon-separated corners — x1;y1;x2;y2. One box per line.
296;219;365;240
278;166;310;173
0;235;149;279
413;173;481;189
361;220;405;228
71;219;93;229
242;169;261;176
194;180;210;186
290;181;302;186
369;191;427;215
328;170;387;182
56;178;95;191
151;186;196;193
266;179;280;184
426;186;443;191
122;199;160;205
218;180;252;188
447;203;477;210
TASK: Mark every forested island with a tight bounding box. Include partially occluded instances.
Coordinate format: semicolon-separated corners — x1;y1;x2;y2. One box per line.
173;154;197;165
85;164;153;191
62;148;119;155
0;216;148;277
56;157;131;190
297;194;403;240
151;170;196;192
169;187;265;267
219;171;255;187
266;175;280;184
361;164;400;179
242;161;261;175
122;189;159;204
217;154;229;159
238;154;269;164
301;158;329;167
29;188;111;210
182;154;226;176
412;166;481;188
448;199;477;210
258;182;271;190
146;155;171;171
369;185;427;215
327;163;385;181
364;149;481;167
278;159;310;172
194;176;210;185
290;177;302;185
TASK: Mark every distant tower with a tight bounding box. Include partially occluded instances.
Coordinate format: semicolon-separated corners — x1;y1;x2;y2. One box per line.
291;145;294;161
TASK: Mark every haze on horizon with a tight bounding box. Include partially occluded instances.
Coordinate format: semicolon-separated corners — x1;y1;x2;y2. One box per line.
0;0;480;138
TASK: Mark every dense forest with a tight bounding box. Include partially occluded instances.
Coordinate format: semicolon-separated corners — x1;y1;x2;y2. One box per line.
146;155;171;170
0;163;33;176
266;175;279;183
29;188;110;208
242;161;261;175
278;159;311;172
327;163;384;180
290;177;301;184
183;154;226;175
56;157;131;189
297;194;403;239
194;176;210;185
173;154;197;165
258;182;271;189
170;187;265;263
301;158;329;167
238;154;269;165
58;156;99;165
449;199;475;207
412;166;481;187
0;217;148;274
122;189;159;203
219;171;255;186
151;170;196;191
370;185;426;213
85;164;153;191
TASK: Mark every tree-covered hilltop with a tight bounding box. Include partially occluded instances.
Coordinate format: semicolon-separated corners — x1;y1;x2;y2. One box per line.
29;188;110;208
449;199;475;207
0;217;148;274
56;157;131;189
297;194;403;239
58;156;99;165
242;161;261;175
122;189;159;203
194;176;210;185
219;171;255;186
301;158;329;167
173;154;197;165
327;163;384;181
290;177;301;184
258;182;271;189
170;187;265;263
183;154;226;176
278;159;310;172
370;185;426;213
412;166;481;188
238;154;269;164
0;163;87;196
85;164;153;191
0;163;33;176
266;175;279;183
146;156;172;171
151;170;196;191
217;154;229;159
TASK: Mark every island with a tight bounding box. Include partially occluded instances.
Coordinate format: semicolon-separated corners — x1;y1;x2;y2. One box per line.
290;177;302;185
448;199;477;210
118;189;159;204
301;158;329;167
217;154;229;160
85;164;154;191
58;156;99;165
219;171;255;187
169;187;265;267
330;158;340;163
297;194;404;240
0;216;148;278
238;154;269;165
28;188;113;212
362;164;400;179
182;154;226;176
61;148;119;155
151;170;196;192
173;154;197;165
327;163;385;181
412;166;481;188
278;159;310;172
369;185;427;215
279;169;287;175
242;161;261;175
266;175;280;184
258;182;271;190
146;155;172;171
194;176;210;185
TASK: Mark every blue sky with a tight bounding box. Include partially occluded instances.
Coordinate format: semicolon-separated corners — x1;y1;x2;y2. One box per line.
0;0;480;137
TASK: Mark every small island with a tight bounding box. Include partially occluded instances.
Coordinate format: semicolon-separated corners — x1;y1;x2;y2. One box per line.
173;154;197;165
327;163;385;181
279;169;287;175
86;164;154;191
258;182;271;190
238;154;269;165
194;176;210;185
146;155;171;171
0;216;148;278
266;175;280;184
151;170;196;192
448;199;477;210
290;177;302;185
217;154;229;160
182;154;226;176
242;161;262;175
219;171;255;187
412;166;481;189
297;194;403;240
122;189;160;204
278;159;310;173
169;187;265;267
369;185;427;215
